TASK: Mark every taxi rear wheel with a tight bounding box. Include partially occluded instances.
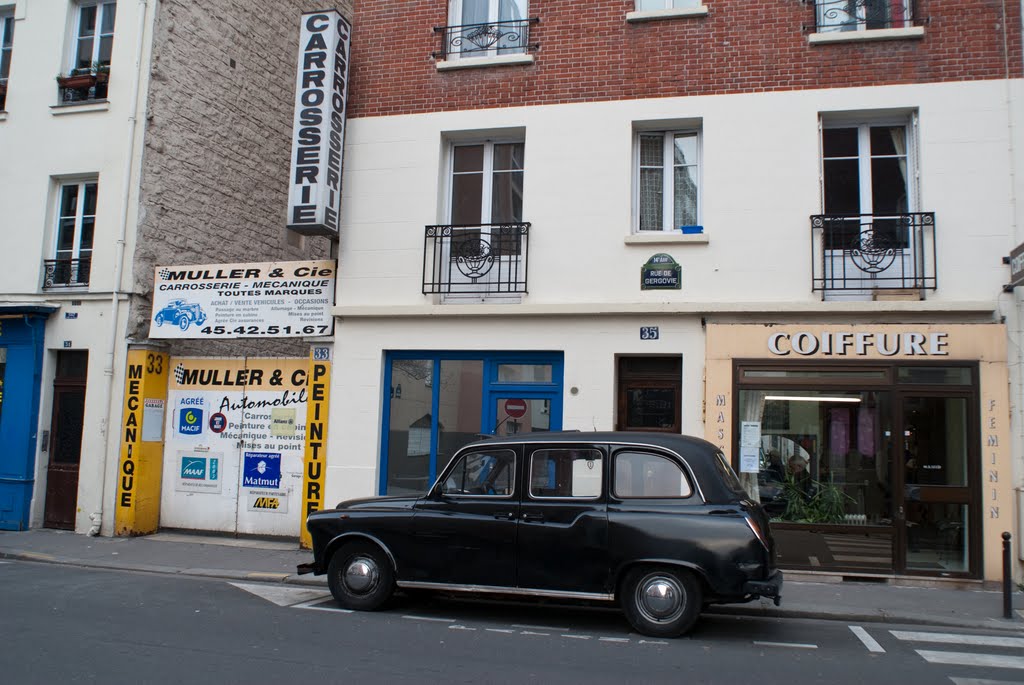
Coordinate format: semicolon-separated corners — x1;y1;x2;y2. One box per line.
327;541;395;611
620;566;702;638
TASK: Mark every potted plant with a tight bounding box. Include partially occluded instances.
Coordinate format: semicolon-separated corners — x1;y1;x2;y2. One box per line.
56;62;110;90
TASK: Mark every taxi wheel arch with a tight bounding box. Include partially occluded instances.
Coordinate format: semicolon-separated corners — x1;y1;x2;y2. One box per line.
327;540;395;611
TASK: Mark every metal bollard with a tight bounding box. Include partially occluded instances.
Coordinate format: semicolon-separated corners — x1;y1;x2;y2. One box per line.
1003;532;1013;620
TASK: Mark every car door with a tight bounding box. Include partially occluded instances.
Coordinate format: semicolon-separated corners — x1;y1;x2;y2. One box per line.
515;444;610;594
410;445;520;587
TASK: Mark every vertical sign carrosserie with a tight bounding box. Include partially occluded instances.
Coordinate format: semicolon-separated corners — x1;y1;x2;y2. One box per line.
300;346;332;549
287;10;352;237
116;349;169;536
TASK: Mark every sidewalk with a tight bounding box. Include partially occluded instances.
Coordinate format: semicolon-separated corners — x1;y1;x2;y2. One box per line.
2;528;1021;633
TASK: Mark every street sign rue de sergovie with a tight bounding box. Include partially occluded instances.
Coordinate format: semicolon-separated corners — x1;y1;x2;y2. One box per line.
1007;242;1024;291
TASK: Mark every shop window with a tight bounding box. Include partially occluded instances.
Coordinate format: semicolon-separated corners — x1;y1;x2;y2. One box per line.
381;352;562;496
616;356;682;432
635;130;701;234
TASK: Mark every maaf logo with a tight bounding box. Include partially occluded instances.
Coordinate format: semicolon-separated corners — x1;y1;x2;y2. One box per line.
178;407;204;435
252;497;280;510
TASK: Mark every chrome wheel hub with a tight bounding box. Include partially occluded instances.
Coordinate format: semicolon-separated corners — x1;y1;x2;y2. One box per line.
343;556;379;595
636;574;685;624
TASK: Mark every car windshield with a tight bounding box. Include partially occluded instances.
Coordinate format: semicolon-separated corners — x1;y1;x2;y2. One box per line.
713;450;747;497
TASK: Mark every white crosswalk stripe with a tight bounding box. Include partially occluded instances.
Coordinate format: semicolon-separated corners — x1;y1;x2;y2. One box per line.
916;651;1024;670
890;630;1024;674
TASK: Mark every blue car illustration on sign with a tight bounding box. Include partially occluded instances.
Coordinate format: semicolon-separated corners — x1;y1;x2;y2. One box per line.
154;299;208;331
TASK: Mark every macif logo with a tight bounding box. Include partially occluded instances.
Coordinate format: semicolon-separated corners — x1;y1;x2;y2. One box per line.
179;408;204;435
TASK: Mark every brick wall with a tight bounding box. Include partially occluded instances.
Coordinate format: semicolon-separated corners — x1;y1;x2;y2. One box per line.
130;0;352;354
348;0;1023;119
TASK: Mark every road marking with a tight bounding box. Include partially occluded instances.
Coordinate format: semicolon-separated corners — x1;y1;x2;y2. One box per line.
449;625;477;632
519;630;550;636
949;678;1024;685
599;637;630;643
295;601;353;614
229;582;332;607
513;623;569;631
562;634;591;640
485;628;515;634
849;625;886;653
754;641;818;650
639;640;669;645
891;631;1024;649
917;651;1024;670
402;615;455;623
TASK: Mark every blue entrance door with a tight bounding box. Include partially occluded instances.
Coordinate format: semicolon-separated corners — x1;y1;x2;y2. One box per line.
0;313;49;530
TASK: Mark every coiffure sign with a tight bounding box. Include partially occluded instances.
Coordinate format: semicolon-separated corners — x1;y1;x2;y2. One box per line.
768;331;949;357
287;10;352;237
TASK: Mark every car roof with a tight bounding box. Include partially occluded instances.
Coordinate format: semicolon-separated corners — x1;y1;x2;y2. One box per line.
455;431;742;503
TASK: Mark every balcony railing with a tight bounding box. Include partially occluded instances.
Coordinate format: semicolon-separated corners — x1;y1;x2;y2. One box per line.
432;18;539;60
810;213;936;294
43;258;91;289
423;223;530;295
807;0;918;33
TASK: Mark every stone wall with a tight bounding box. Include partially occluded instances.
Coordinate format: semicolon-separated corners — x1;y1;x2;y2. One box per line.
130;0;352;357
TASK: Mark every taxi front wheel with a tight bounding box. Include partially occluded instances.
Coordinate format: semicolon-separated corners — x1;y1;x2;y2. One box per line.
327;541;395;611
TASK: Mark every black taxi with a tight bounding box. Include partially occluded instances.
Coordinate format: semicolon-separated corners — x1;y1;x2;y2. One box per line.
300;432;782;637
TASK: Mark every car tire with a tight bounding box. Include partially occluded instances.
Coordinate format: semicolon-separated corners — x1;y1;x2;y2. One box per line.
155;313;165;326
178;316;190;331
327;541;395;611
620;566;702;638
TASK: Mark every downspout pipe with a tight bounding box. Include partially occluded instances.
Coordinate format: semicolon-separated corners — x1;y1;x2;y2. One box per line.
93;0;150;536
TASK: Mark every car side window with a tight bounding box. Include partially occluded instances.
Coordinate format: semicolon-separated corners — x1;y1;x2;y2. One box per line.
613;451;693;499
441;449;516;497
528;449;603;499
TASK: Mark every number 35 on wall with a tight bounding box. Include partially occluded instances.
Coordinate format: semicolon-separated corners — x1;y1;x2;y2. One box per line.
640;327;660;340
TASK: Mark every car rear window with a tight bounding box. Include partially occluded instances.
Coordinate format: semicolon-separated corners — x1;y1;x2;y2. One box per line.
713;450;748;497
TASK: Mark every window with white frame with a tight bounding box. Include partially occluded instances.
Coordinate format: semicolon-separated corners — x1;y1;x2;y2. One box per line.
821;119;914;250
636;0;701;9
445;0;530;57
0;10;13;110
450;141;525;226
815;0;911;33
50;181;97;287
636;130;701;232
72;1;116;71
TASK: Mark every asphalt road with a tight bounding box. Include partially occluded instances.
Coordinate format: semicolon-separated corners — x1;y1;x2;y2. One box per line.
1;559;1021;685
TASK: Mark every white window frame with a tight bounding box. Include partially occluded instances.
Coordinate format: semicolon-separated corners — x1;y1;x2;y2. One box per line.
633;129;702;234
446;139;525;225
0;10;13;85
69;0;116;72
635;0;701;9
53;180;98;269
446;0;528;59
815;0;911;34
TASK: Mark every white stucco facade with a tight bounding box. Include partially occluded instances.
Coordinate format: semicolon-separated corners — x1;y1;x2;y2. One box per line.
0;0;156;533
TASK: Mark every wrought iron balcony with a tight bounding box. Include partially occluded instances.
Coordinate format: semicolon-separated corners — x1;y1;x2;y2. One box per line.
807;0;919;32
423;223;530;296
432;18;539;60
810;213;936;294
43;258;91;289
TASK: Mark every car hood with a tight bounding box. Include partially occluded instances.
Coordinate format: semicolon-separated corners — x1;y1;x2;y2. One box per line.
333;495;420;512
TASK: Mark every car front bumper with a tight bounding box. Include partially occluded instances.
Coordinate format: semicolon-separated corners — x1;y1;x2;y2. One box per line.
743;570;783;605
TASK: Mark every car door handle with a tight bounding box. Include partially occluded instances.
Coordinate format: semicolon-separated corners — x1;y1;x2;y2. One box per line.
493;512;516;521
521;513;545;523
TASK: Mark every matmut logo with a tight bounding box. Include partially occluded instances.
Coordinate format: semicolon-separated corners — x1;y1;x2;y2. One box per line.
179;408;204;435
